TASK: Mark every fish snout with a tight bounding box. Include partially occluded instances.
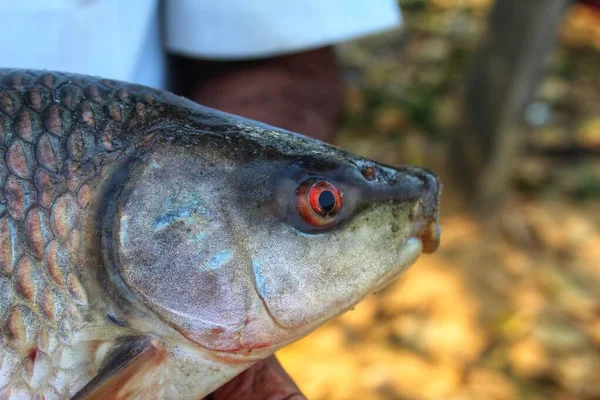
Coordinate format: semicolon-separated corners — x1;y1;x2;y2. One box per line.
409;168;441;254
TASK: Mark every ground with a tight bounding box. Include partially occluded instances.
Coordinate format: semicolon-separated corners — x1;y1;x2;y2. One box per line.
277;2;600;399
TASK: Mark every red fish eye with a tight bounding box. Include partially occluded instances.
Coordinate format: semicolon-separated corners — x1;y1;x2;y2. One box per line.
296;179;343;227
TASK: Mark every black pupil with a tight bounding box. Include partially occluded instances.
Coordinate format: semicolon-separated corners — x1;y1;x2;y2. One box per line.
318;190;336;214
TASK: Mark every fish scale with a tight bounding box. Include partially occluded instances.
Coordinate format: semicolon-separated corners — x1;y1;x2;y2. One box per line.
0;70;169;399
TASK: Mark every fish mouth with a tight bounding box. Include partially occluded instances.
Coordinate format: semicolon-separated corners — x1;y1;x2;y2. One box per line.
411;219;441;253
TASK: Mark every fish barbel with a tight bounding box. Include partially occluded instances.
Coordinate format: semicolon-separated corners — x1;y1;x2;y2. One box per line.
0;70;441;399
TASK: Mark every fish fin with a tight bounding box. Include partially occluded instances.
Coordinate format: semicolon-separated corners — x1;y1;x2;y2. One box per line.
72;336;168;400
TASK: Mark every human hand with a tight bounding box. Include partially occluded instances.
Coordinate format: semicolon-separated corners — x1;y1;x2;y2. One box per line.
206;356;306;400
173;47;343;144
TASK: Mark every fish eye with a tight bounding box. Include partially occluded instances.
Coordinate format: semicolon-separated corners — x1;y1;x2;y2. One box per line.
296;179;343;227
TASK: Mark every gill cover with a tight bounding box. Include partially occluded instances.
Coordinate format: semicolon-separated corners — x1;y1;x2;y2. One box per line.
114;144;270;351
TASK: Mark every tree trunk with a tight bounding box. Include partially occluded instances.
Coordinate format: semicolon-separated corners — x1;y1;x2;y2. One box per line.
448;0;571;212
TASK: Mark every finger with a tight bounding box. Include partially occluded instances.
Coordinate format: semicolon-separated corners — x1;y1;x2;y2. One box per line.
208;355;306;400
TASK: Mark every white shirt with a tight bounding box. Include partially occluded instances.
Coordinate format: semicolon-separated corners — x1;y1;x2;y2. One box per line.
0;0;401;90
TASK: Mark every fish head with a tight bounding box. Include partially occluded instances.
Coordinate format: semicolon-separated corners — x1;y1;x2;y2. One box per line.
113;125;441;357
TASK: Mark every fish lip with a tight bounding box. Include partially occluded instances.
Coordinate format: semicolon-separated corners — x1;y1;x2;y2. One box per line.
410;218;441;253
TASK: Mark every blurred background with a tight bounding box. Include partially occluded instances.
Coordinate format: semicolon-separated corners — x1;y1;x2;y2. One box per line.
276;1;600;399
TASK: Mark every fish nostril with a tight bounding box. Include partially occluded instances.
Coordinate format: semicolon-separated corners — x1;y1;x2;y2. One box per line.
361;166;376;181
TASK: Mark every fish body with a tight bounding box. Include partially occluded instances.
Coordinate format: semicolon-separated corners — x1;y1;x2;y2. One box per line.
0;70;441;399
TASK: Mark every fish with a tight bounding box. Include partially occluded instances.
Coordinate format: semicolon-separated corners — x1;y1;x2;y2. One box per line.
0;69;441;399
